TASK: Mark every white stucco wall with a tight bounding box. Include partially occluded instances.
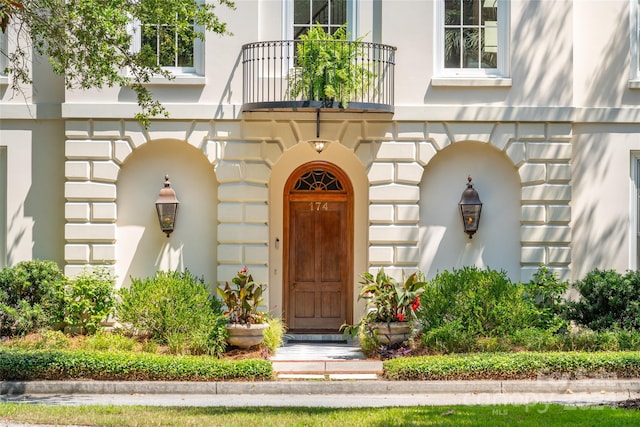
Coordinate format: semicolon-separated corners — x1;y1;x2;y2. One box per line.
0;122;65;267
572;124;640;280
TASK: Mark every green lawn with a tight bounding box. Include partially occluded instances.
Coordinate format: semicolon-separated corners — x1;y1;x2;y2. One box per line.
0;404;639;426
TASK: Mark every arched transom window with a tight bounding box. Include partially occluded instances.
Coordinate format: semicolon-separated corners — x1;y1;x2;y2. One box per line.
293;169;344;191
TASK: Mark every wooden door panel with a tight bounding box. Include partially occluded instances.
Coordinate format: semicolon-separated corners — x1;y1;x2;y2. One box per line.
319;210;343;283
321;291;342;318
293;291;315;318
292;210;315;283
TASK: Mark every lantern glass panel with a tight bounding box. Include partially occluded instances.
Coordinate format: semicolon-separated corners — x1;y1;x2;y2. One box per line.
156;203;178;231
460;204;481;232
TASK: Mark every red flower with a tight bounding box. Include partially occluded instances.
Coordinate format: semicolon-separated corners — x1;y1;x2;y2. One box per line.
396;313;406;322
239;266;248;275
410;296;421;311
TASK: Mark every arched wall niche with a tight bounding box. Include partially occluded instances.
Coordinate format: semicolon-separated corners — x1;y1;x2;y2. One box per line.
116;138;218;289
419;141;521;281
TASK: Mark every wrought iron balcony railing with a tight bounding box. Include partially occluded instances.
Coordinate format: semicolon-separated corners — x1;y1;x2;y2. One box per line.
242;40;396;112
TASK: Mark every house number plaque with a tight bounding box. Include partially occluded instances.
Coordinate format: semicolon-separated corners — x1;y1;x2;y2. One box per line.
310;201;329;211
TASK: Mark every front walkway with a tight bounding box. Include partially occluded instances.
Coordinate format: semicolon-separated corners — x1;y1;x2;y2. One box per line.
269;337;383;380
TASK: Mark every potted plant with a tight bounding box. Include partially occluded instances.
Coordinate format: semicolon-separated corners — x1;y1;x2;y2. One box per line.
217;266;269;348
343;268;426;345
288;24;374;108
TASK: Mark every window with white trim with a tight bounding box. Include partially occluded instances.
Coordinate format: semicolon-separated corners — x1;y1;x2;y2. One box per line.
0;147;6;267
285;0;355;40
630;0;640;82
0;31;7;79
633;155;640;270
131;12;202;75
436;0;509;78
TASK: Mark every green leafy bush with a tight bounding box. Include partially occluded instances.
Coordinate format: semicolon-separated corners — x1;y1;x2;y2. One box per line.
0;260;66;336
383;351;640;381
613;329;640;350
418;266;538;340
510;328;562;352
559;328;640;352
262;317;286;353
61;268;116;334
524;266;568;331
421;320;475;354
569;269;640;331
80;330;136;352
0;348;272;381
117;270;227;356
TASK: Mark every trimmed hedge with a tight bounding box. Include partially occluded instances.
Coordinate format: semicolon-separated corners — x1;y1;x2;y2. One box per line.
0;349;272;382
383;351;640;381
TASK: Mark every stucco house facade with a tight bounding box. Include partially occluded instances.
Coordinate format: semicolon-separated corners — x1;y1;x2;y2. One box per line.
1;0;640;333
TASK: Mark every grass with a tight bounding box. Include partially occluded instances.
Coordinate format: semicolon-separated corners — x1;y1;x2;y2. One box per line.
1;404;639;426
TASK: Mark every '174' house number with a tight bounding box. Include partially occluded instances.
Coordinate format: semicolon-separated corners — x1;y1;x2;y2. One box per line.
309;202;329;211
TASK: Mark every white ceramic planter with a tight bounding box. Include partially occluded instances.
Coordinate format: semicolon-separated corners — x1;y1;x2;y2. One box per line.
226;323;270;348
372;322;411;345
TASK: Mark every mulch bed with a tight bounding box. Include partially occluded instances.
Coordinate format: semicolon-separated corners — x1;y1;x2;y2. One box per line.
610;399;640;410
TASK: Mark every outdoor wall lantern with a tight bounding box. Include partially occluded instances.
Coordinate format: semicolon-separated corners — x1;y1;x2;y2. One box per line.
155;175;180;237
458;176;482;239
308;139;331;153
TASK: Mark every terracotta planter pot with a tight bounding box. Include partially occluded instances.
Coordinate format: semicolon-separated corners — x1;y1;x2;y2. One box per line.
372;322;411;345
226;323;270;348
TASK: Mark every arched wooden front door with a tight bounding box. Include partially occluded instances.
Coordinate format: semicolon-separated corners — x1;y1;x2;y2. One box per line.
284;162;353;333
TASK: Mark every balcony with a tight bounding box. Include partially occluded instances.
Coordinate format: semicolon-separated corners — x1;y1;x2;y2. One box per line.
242;40;396;113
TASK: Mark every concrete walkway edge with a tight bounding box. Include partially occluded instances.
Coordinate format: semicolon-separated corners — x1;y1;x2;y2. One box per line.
2;379;640;396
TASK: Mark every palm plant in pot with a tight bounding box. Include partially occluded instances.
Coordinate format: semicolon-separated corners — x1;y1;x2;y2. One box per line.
343;268;426;346
217;266;269;348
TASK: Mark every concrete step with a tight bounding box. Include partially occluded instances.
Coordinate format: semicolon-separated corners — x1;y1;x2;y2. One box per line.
272;360;383;375
270;340;381;380
273;360;382;380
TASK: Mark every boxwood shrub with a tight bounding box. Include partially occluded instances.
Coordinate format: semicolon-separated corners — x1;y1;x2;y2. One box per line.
0;260;66;336
569;269;640;331
383;351;640;381
0;349;272;381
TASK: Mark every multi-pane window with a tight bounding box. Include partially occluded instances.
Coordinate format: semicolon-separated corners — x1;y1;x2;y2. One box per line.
0;147;6;268
632;0;640;81
0;31;7;78
437;0;508;77
636;157;640;269
637;0;640;74
444;0;497;69
293;0;348;39
140;14;195;69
